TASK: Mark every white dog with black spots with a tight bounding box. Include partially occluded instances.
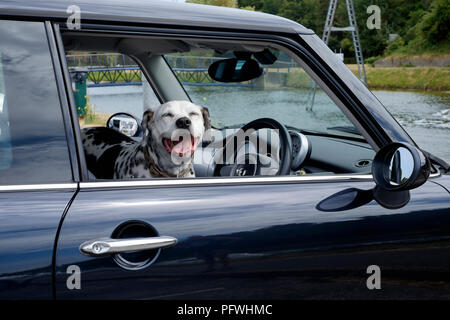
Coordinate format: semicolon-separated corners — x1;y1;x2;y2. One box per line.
81;100;211;179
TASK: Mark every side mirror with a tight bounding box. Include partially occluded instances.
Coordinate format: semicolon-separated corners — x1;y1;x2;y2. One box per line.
372;142;430;191
316;142;430;212
107;113;141;137
208;58;262;83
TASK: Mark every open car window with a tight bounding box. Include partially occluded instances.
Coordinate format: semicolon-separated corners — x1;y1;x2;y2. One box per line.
165;50;361;140
66;53;161;128
63;35;375;180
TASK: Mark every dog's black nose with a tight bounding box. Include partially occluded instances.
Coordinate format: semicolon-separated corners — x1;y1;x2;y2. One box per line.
176;117;191;129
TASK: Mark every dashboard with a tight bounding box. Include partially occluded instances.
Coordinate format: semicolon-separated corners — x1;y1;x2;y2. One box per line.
104;114;375;177
193;128;375;177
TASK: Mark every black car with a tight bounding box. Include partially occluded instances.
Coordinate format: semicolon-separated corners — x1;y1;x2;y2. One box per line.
0;0;449;300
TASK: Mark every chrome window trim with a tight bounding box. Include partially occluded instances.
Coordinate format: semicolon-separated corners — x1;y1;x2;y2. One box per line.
430;170;442;179
80;174;374;189
0;171;440;192
79;171;441;189
0;183;78;192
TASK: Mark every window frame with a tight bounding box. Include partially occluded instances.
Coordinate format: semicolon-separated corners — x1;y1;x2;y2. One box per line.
53;22;394;186
46;21;80;182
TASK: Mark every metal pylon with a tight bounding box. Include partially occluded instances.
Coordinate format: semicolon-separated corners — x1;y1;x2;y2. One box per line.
307;0;367;111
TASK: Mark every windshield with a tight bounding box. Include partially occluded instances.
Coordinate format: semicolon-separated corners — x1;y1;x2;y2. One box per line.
165;48;360;139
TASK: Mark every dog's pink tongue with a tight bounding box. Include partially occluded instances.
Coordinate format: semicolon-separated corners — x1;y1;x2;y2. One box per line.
173;139;192;155
163;139;172;152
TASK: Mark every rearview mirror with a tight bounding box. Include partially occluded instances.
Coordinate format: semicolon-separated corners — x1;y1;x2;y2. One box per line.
208;58;262;83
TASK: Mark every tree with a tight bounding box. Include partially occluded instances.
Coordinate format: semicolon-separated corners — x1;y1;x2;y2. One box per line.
419;0;450;45
262;0;283;15
238;0;263;10
187;0;238;8
236;0;447;56
278;0;304;23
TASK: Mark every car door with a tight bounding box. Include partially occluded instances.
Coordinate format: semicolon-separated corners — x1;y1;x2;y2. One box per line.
54;178;450;300
0;19;77;299
52;26;450;299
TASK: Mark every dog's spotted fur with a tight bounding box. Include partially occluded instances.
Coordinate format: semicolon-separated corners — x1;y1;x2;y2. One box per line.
82;101;210;179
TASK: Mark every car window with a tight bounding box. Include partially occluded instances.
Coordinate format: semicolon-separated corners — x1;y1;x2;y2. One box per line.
63;35;374;180
66;53;160;129
0;20;72;185
166;50;356;136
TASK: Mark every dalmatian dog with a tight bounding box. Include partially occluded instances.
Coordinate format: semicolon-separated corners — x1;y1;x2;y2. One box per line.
81;100;211;179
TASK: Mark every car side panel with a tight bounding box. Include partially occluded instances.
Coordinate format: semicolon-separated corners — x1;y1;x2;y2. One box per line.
434;175;450;194
0;189;76;299
55;180;450;299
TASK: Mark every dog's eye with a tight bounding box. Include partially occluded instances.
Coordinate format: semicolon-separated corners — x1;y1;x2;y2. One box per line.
189;112;200;117
162;113;174;118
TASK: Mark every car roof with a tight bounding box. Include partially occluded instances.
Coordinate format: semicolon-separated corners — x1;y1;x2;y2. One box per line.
0;0;314;34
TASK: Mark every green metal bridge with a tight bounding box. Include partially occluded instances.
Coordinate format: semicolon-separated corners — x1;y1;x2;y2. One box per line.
67;54;295;88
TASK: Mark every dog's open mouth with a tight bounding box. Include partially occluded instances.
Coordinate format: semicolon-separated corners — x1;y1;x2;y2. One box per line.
163;136;199;156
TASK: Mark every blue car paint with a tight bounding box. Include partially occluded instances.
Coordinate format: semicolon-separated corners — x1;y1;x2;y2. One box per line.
54;180;450;299
0;0;448;300
0;189;76;299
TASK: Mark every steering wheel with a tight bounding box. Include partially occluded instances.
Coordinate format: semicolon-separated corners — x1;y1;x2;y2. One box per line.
229;118;292;176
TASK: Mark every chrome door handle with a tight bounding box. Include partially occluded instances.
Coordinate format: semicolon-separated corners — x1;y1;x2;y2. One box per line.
79;236;177;257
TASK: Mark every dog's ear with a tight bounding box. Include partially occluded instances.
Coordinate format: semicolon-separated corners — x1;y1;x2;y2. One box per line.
201;106;211;131
201;106;212;144
142;109;154;131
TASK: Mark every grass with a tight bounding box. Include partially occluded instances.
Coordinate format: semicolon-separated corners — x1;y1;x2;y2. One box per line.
85;64;449;92
286;66;450;91
286;69;312;88
388;41;450;57
79;113;110;128
78;96;111;128
348;65;450;91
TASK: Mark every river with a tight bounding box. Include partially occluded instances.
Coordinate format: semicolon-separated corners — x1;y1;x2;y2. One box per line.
88;85;450;162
